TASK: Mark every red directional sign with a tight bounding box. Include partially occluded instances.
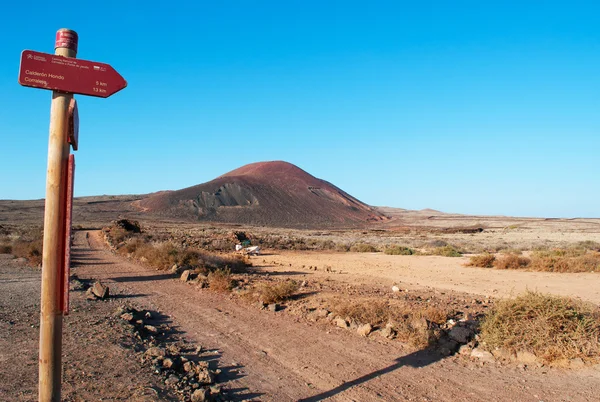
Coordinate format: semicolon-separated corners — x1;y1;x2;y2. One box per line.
18;50;127;98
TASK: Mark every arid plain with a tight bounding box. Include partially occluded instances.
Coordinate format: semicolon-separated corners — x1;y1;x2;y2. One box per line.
1;163;600;401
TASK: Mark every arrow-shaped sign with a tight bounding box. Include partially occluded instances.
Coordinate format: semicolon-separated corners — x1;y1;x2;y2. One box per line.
18;50;127;98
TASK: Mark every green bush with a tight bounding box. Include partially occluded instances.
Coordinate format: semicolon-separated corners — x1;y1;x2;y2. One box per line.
350;243;378;253
384;245;414;255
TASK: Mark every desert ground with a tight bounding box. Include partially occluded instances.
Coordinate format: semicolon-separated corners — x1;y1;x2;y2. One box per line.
1;200;600;401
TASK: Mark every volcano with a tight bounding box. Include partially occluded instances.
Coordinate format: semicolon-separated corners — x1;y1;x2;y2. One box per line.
137;161;387;228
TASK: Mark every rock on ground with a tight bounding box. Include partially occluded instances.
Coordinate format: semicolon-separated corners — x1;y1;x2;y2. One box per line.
471;348;496;363
91;282;109;299
357;323;372;337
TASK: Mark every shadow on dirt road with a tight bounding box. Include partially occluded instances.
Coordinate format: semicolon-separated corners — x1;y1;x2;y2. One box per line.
298;349;443;402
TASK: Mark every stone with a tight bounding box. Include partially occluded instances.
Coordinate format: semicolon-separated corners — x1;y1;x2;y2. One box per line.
162;358;175;369
569;358;585;369
516;351;538;364
197;368;215;385
181;270;192;282
165;375;179;386
145;347;166;357
91;282;109;299
191;388;208;402
448;326;472;344
268;303;280;312
380;323;396;339
170;264;179;273
183;362;193;372
436;338;459;355
120;312;134;322
392;285;400;293
210;385;221;394
144;325;158;334
491;348;514;361
335;317;349;329
85;288;98;300
357;323;372;337
470;348;495;363
316;309;329;318
13;257;27;265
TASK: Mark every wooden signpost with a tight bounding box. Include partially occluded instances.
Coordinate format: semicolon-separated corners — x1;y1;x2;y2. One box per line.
18;29;127;402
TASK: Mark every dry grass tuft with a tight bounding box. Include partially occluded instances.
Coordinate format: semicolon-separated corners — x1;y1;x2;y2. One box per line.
258;280;299;304
333;300;390;326
332;299;449;347
384;245;414;255
395;317;439;348
480;291;600;363
349;243;378;253
529;249;600;273
466;253;496;268
429;245;462;257
12;238;43;266
208;268;233;292
494;253;531;270
106;220;248;274
490;249;600;273
417;305;450;325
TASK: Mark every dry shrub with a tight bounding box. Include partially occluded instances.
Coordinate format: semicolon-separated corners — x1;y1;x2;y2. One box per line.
115;234;248;273
494;253;531;270
134;242;179;270
333;300;390;326
259;280;299;304
394;316;439;348
208;268;232;292
576;241;600;251
466;253;496;268
430;245;462;257
12;238;43;266
389;304;447;348
384;245;414;255
529;250;600;273
417;305;450;325
119;237;148;255
333;299;448;347
335;243;350;252
107;226;130;244
480;291;600;363
350;243;378;253
0;244;12;254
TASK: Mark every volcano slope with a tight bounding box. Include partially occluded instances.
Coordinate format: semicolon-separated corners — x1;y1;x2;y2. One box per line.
137;161;388;228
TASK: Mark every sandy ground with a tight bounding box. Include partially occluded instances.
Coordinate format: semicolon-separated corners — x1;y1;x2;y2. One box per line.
259;252;600;304
2;230;600;401
0;255;175;401
55;231;600;401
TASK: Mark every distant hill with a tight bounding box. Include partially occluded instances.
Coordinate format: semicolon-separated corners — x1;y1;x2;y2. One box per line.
136;161;388;228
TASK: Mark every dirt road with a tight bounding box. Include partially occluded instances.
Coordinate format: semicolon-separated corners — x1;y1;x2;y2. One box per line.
67;231;599;401
0;254;174;401
260;252;600;304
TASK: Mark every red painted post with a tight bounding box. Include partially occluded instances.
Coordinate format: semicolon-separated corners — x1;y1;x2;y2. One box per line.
38;28;77;402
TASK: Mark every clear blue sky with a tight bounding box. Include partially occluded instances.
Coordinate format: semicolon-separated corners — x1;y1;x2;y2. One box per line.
1;1;598;218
